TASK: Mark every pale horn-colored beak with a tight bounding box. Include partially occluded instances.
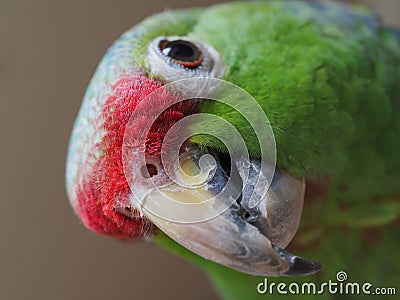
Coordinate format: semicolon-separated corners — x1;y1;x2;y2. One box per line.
126;147;321;276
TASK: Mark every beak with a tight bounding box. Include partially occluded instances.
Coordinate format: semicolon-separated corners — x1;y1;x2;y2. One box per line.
127;147;321;276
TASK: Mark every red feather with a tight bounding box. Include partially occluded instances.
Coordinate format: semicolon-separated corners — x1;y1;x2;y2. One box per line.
75;74;195;238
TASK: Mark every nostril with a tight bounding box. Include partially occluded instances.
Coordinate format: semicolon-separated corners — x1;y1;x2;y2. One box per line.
141;163;158;178
115;203;135;219
241;210;253;221
243;211;251;220
237;208;255;222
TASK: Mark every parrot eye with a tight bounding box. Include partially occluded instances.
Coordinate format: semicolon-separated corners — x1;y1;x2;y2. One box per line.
159;39;202;69
147;36;225;81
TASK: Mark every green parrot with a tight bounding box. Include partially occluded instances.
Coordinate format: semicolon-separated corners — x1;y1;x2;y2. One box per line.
66;0;400;299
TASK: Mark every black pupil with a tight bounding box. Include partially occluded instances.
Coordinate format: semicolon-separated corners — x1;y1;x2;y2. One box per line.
160;40;201;64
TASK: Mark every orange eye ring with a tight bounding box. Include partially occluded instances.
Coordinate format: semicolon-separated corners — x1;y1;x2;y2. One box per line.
159;39;203;69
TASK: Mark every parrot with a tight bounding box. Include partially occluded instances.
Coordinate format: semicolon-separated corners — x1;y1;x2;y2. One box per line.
66;0;400;299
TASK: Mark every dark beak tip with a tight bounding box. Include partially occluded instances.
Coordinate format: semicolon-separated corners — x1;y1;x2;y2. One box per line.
284;257;322;276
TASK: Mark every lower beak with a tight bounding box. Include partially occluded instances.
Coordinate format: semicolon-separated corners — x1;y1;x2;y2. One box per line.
129;148;321;276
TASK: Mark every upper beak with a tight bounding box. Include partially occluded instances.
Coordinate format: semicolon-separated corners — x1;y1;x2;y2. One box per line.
127;147;321;276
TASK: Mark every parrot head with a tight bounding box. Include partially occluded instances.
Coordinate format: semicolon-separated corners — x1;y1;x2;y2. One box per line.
66;2;325;277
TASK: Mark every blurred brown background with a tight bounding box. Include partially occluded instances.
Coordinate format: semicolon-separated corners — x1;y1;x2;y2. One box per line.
0;1;399;300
